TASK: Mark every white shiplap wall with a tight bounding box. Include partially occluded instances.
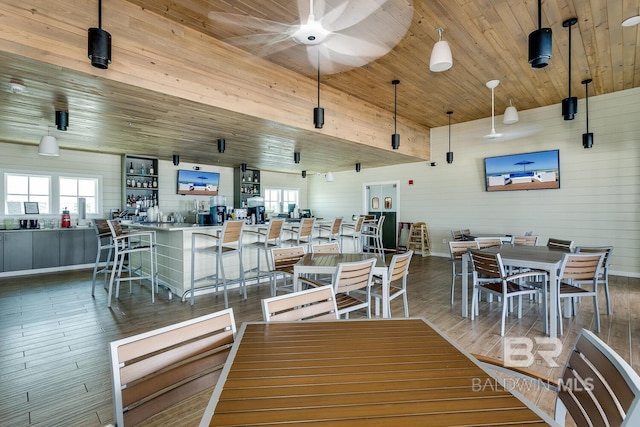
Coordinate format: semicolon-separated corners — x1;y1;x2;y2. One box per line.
307;87;640;277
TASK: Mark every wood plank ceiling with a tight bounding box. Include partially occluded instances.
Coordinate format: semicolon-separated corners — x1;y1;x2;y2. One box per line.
0;0;638;173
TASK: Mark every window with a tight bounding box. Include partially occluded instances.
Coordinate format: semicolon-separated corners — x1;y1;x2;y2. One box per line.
5;173;51;214
59;177;99;214
264;188;299;214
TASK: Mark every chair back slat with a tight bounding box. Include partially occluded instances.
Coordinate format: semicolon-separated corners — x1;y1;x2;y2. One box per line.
271;246;305;270
221;220;244;244
559;253;604;282
353;216;364;232
334;258;376;294
312;243;340;254
449;241;479;261
476;238;502;249
262;286;338;322
469;250;503;279
110;308;236;426
95;218;112;237
389;251;412;282
512;235;539;246
267;218;285;240
547;238;574;252
451;230;464;241
298;218;315;238
576;246;613;270
330;218;343;234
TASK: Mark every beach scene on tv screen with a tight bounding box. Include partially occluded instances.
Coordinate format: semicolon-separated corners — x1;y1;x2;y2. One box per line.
485;150;560;192
177;170;219;195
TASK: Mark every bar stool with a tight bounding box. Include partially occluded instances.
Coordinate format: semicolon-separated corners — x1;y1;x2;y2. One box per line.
340;216;364;252
315;217;342;244
91;218;115;297
243;218;285;287
361;215;385;256
281;217;315;251
106;220;157;308
190;220;245;308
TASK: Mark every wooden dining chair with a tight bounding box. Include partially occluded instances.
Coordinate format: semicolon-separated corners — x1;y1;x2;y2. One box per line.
468;249;545;336
511;235;539;246
451;229;464;241
448;240;480;305
261;286;338;322
575;246;613;314
475;237;503;249
110;308;236;427
269;245;306;296
546;238;574;252
476;328;640;427
370;250;413;318
311;242;341;254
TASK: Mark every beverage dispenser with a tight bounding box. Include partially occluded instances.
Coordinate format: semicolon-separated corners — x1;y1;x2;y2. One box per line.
247;197;265;224
210;195;227;226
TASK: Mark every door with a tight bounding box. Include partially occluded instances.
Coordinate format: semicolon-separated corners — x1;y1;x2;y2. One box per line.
365;183;398;251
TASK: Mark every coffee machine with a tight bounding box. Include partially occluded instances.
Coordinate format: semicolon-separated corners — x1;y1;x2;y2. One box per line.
210;196;227;226
247;197;265;224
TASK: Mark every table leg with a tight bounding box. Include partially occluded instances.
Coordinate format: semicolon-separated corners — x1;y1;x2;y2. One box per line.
548;267;558;338
293;268;300;292
461;253;469;318
381;270;390;318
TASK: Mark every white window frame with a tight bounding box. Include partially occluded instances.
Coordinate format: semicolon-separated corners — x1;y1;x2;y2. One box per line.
59;176;100;215
4;172;52;215
264;187;299;214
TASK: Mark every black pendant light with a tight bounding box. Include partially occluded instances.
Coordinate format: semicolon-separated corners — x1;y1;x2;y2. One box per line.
55;111;69;131
217;138;225;153
391;80;400;150
294;151;301;164
582;78;594;148
88;0;112;69
241;163;247;173
355;162;361;172
446;111;453;163
172;154;180;166
528;0;552;69
313;51;324;129
562;18;578;120
302;170;307;178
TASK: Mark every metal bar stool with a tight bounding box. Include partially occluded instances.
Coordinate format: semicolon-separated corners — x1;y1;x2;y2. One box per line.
106;220;157;307
91;218;115;297
190;220;245;308
243;218;285;287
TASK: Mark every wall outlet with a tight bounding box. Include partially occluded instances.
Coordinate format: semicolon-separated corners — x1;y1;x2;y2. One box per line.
442;238;447;244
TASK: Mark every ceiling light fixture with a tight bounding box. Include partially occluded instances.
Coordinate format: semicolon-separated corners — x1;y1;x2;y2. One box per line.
9;81;26;94
241;163;247;173
302;170;307;178
582;78;593;149
355;163;361;172
562;18;578;120
38;128;59;157
429;28;453;72
503;98;519;124
313;50;324;129
391;79;400;149
172;154;180;166
294;151;301;164
55;111;69;131
325;172;334;182
484;80;503;140
622;15;640;27
528;0;552;69
217;138;225;153
446;111;453;164
88;0;112;69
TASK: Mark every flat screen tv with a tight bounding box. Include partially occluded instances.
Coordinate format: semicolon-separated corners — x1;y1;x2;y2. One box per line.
176;169;220;195
484;149;560;192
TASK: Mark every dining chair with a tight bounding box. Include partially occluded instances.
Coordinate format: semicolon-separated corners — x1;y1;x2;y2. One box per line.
370;250;413;318
511;235;539;246
190;220;245;308
281;217;315;250
555;252;605;335
261;286;338;322
361;215;385;256
448;240;480;304
299;258;376;319
468;249;545;336
242;218;284;286
475;237;503;249
110;308;236;427
575;245;614;314
340;215;365;252
311;242;341;254
476;328;640;427
460;228;471;239
546;238;574;252
106;220;158;308
315;217;343;244
269;245;306;296
451;229;464;241
91;218;115;297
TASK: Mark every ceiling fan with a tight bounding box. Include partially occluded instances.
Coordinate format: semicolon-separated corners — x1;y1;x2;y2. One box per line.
482;80;542;142
207;0;413;75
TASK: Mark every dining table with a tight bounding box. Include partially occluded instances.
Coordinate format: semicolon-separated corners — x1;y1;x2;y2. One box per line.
199;318;557;426
292;252;389;317
461;245;567;338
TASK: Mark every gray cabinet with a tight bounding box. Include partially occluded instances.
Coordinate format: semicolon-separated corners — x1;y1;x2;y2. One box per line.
60;230;86;266
233;167;261;208
33;231;60;268
0;233;4;271
84;229;98;264
4;232;33;271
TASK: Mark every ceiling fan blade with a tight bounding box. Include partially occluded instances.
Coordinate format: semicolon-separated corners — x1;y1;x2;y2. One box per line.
322;0;387;32
208;12;294;34
225;33;296;57
324;33;391;58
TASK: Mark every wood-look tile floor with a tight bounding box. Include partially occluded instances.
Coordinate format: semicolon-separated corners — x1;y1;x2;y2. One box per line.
1;255;638;426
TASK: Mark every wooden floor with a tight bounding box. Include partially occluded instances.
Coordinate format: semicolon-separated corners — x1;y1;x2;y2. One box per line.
1;255;638;426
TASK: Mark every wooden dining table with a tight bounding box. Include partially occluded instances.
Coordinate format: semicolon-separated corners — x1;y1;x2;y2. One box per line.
461;245;567;338
292;252;389;317
200;318;557;426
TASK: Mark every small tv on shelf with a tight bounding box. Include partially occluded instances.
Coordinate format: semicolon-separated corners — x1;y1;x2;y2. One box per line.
176;169;220;195
484;149;560;192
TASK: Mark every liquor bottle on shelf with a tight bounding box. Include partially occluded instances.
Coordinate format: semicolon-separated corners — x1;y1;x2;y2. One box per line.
152;177;158;188
129;162;134;174
149;163;154;175
140;164;146;175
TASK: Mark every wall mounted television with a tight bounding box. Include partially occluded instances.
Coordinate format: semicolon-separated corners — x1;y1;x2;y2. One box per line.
176;169;220;195
484;149;560;192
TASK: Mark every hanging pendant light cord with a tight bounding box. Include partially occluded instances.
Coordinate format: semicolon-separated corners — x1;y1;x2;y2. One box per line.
567;23;572;99
317;50;321;108
448;112;451;151
537;0;542;29
393;82;398;133
491;87;496;132
98;0;103;29
585;83;589;132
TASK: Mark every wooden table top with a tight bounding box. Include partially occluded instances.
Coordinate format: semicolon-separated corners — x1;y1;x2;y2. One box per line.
296;252;386;268
201;319;554;426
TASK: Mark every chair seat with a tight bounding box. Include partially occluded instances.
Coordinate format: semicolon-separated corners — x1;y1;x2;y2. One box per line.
480;280;538;296
335;292;368;312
